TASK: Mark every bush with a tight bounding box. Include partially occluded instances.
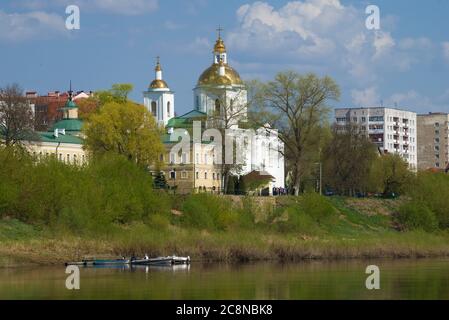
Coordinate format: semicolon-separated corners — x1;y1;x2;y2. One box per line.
407;172;449;229
396;201;438;232
300;192;337;225
0;147;170;233
278;205;319;234
180;194;238;231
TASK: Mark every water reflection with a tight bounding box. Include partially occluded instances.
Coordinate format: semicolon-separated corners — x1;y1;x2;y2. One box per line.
1;259;449;300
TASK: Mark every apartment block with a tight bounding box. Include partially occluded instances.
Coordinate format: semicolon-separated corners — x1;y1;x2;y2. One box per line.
417;113;449;171
335;107;417;170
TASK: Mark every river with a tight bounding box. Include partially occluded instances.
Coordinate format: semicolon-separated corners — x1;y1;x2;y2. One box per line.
1;259;449;299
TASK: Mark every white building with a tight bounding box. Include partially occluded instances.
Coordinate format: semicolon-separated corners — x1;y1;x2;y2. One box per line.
335;107;417;170
146;32;285;191
143;57;175;126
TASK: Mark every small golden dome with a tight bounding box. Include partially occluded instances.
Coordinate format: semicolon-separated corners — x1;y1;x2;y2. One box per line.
149;79;169;89
214;38;226;53
197;63;243;86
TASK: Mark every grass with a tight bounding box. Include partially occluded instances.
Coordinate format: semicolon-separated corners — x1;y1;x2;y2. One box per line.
3;196;449;266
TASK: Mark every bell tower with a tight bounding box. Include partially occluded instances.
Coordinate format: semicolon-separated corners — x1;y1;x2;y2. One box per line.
143;57;175;126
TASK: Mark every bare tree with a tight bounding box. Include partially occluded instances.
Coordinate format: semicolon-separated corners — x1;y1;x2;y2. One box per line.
253;71;340;195
203;85;249;193
0;84;37;147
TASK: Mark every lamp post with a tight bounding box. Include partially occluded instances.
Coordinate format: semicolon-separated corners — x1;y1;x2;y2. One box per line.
172;168;177;194
315;162;322;195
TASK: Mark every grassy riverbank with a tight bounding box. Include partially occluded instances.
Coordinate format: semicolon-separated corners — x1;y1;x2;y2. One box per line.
2;150;449;266
2;196;449;266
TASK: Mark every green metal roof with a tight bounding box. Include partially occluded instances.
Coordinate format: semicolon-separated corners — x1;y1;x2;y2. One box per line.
178;110;207;119
50;119;83;132
60;99;78;110
37;132;84;145
167;109;207;129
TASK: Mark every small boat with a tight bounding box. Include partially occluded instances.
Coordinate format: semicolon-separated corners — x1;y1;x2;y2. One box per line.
65;258;129;266
92;258;130;265
131;255;191;266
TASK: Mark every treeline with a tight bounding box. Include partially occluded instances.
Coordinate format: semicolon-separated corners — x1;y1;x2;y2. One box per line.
322;124;412;197
0;147;171;233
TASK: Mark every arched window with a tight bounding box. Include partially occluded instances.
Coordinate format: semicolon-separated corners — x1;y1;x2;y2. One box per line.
196;96;200;110
151;101;157;116
215;99;220;114
167;101;171;116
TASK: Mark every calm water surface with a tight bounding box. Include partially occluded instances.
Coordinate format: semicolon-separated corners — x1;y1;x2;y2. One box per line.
1;259;449;299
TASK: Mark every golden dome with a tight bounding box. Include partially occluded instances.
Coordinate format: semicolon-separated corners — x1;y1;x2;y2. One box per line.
149;79;169;89
214;38;226;53
197;63;243;86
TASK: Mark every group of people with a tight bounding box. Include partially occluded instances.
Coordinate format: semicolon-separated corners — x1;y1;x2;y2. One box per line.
272;187;288;196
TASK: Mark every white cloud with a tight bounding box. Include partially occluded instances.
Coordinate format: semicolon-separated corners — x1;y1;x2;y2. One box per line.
351;87;380;106
228;0;437;83
442;42;449;63
0;10;66;41
372;31;395;60
180;37;211;55
18;0;159;15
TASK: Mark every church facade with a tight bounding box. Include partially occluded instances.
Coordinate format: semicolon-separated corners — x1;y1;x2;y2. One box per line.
145;33;285;194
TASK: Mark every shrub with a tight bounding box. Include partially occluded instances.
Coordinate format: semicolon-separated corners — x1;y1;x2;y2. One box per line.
407;172;449;229
0;147;169;233
181;194;237;230
396;201;438;232
300;192;337;225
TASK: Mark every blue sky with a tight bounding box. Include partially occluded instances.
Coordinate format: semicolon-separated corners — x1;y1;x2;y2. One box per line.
1;0;448;115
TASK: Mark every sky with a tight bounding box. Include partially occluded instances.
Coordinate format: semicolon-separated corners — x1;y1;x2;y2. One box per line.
1;0;449;116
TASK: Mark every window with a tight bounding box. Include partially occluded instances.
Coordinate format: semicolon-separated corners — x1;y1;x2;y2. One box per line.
361;117;366;122
59;153;62;161
181;171;187;179
66;154;70;162
204;154;208;164
73;154;77;164
170;153;175;164
196;153;199;164
369;116;384;122
215;99;220;114
82;155;85;163
196;172;199;179
181;153;187;164
213;173;216;180
336;117;346;123
170;171;176;179
167;101;171;116
217;173;220;181
196;96;200;109
151;101;157;116
204;172;208;179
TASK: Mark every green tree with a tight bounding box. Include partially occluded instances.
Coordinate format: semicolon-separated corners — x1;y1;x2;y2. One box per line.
153;171;168;189
369;153;412;196
252;72;340;195
83;101;164;167
95;83;134;106
323;124;378;196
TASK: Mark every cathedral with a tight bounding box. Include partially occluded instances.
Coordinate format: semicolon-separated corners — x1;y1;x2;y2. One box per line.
144;32;285;194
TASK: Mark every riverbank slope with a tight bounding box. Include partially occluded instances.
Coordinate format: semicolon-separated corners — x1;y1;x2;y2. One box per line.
2;196;449;266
